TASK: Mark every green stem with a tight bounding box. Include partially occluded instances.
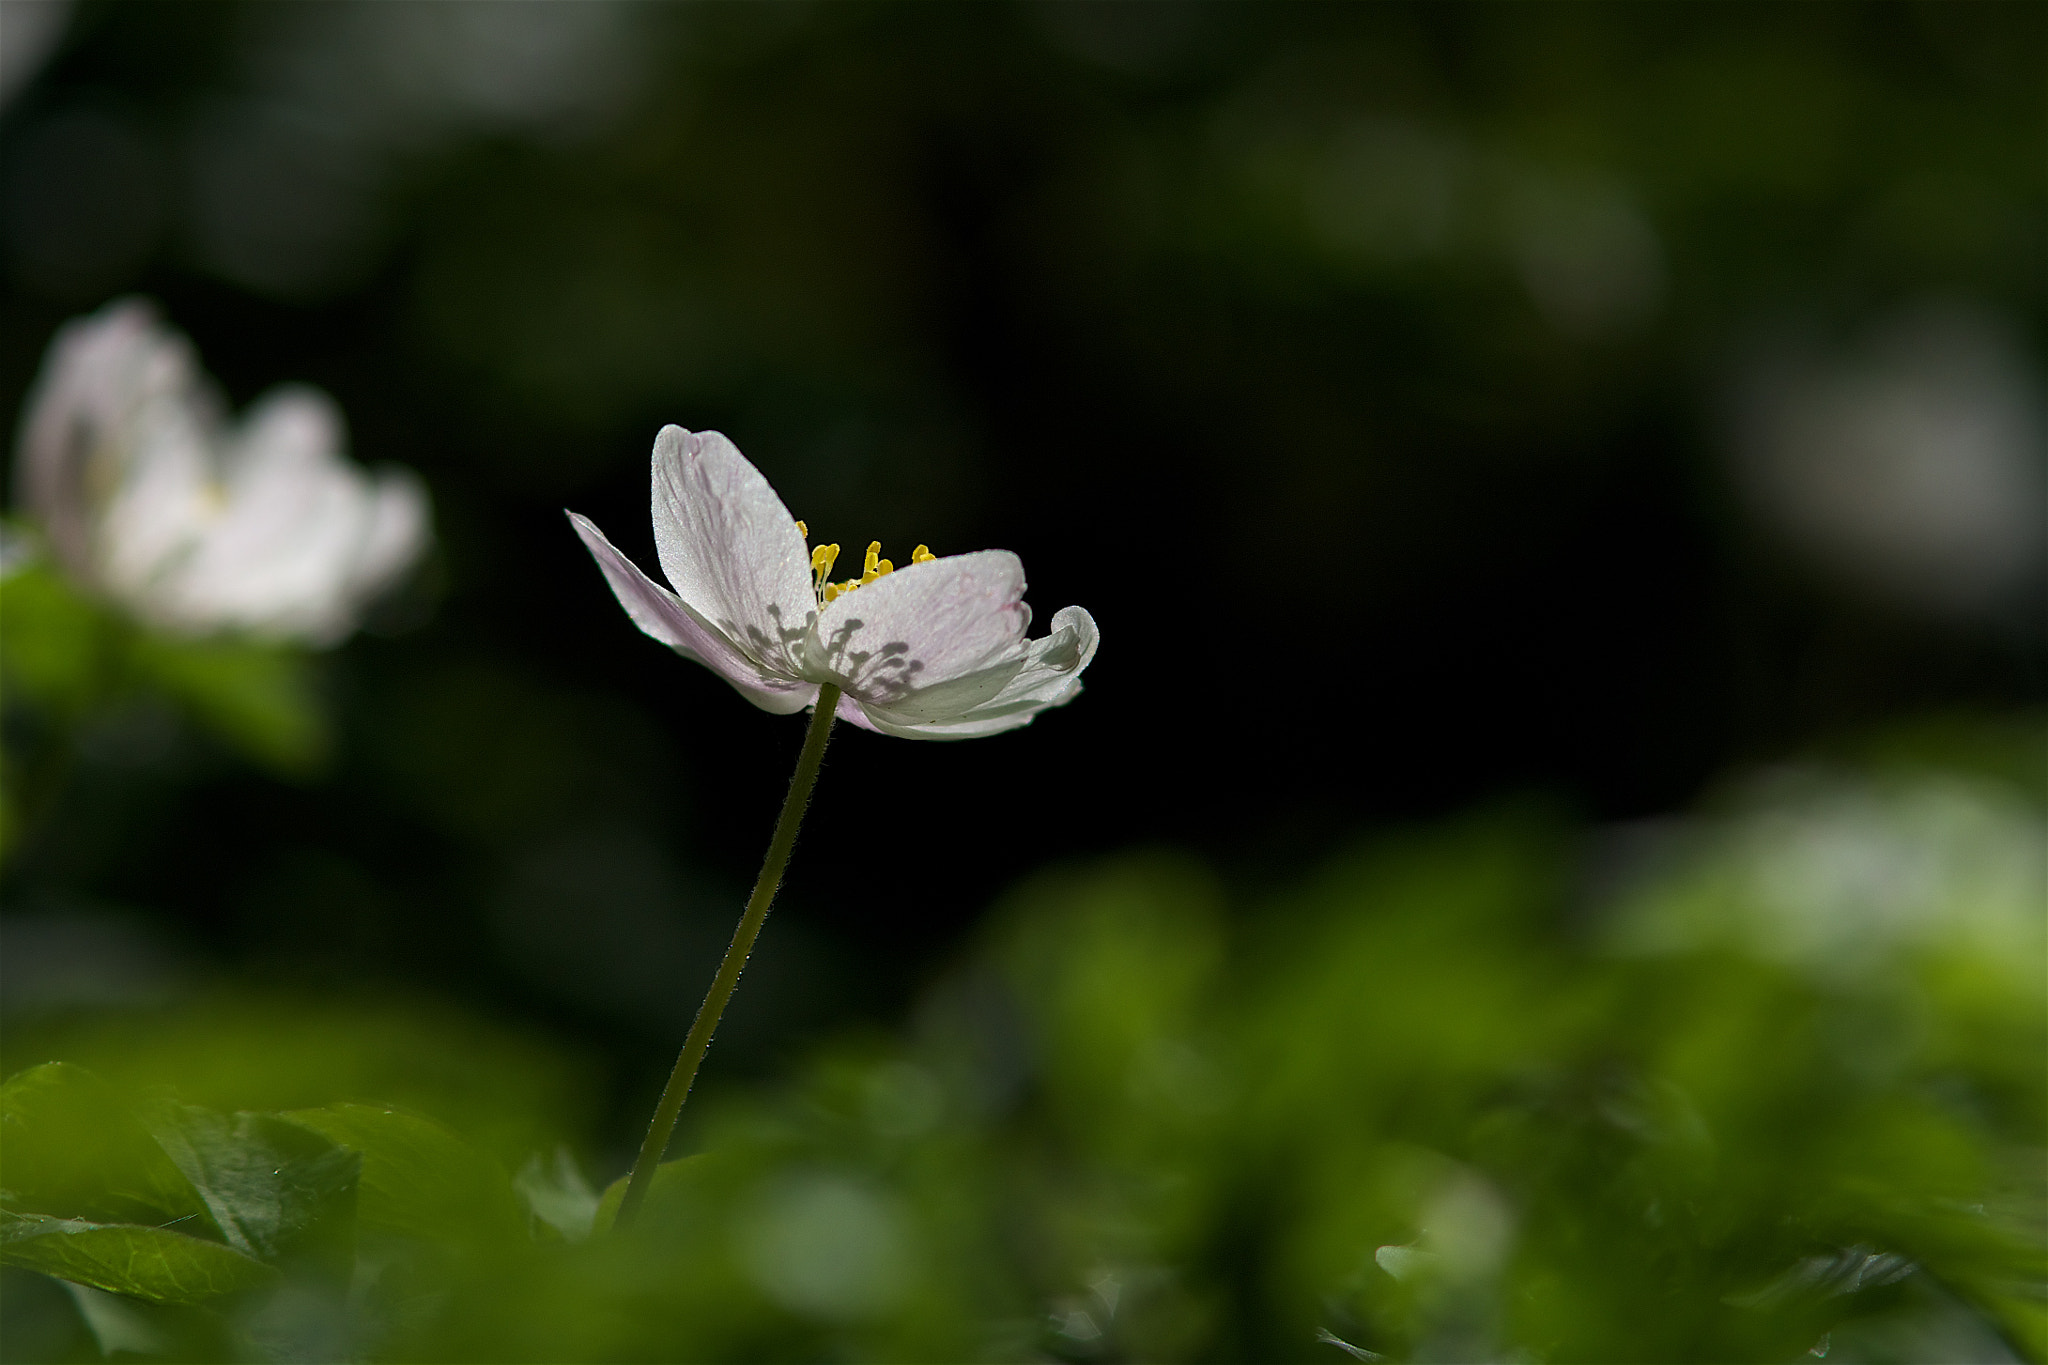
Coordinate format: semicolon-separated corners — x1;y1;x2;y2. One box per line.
612;683;842;1231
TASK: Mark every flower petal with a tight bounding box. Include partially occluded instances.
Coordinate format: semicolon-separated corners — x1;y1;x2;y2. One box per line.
348;468;432;610
832;690;884;732
856;605;1097;740
15;298;195;585
569;511;817;715
163;389;373;640
810;550;1030;706
651;426;816;681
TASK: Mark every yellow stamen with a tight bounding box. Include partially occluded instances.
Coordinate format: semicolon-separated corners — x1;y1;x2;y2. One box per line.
796;519;808;538
860;540;894;585
810;543;840;599
812;535;930;604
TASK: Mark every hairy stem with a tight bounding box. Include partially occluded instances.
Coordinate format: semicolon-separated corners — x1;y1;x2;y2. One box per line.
612;684;842;1230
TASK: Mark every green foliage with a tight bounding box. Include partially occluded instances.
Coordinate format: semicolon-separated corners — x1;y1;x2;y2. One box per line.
0;993;596;1170
0;1216;277;1308
0;1064;212;1231
121;635;327;776
0;561;329;849
282;1104;526;1247
1;758;2040;1362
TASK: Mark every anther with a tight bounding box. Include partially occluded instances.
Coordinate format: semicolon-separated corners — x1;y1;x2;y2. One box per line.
796;519;808;538
861;540;894;584
810;543;841;602
910;545;935;564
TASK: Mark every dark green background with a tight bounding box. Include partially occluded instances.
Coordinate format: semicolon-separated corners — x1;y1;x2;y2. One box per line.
2;0;2041;1148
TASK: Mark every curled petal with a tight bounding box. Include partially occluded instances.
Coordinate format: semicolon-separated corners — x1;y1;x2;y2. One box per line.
857;605;1097;740
811;550;1029;706
569;511;817;715
651;427;816;682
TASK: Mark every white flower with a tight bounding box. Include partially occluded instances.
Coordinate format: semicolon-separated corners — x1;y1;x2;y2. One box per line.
13;299;429;645
569;426;1098;739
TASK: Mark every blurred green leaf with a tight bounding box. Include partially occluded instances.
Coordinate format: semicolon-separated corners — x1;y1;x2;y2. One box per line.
591;1155;708;1236
0;565;114;718
284;1103;527;1246
0;992;596;1169
0;557;328;781
124;635;328;777
0;1064;211;1232
0;1213;276;1307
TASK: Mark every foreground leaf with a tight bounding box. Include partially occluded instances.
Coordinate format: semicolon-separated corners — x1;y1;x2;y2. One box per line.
284;1103;526;1245
592;1155;709;1236
147;1107;359;1272
0;1064;211;1231
0;1212;276;1306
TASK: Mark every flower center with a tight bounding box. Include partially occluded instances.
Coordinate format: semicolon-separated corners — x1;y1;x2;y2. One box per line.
797;522;935;606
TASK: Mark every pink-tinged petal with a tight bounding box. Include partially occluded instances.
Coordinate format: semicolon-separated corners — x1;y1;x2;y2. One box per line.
832;689;883;733
650;427;816;681
810;550;1030;707
856;605;1097;740
569;511;817;716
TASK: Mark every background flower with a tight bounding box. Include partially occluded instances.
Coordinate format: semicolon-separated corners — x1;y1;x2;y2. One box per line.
15;299;428;645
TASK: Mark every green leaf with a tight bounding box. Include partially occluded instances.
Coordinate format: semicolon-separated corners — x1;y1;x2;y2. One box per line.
123;634;329;775
0;1064;212;1231
283;1103;527;1245
0;1212;276;1306
0;564;114;717
146;1108;359;1272
592;1155;709;1236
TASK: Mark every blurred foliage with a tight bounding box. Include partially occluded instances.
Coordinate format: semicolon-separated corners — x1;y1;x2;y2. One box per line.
0;556;326;860
3;737;2040;1363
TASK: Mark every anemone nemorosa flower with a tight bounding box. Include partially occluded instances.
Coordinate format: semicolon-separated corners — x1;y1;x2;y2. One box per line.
569;427;1098;739
15;299;429;645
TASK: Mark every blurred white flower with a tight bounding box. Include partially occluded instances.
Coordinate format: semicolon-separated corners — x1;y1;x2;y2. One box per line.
569;426;1098;739
1729;302;2047;621
13;298;429;644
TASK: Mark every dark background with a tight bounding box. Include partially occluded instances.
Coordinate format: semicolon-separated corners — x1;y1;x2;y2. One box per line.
2;1;2041;1137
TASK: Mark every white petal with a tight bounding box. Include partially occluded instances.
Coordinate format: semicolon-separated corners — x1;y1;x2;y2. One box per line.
166;387;364;638
14;299;196;584
569;511;817;715
811;550;1030;706
856;605;1097;740
650;427;816;681
347;469;432;606
92;412;213;610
